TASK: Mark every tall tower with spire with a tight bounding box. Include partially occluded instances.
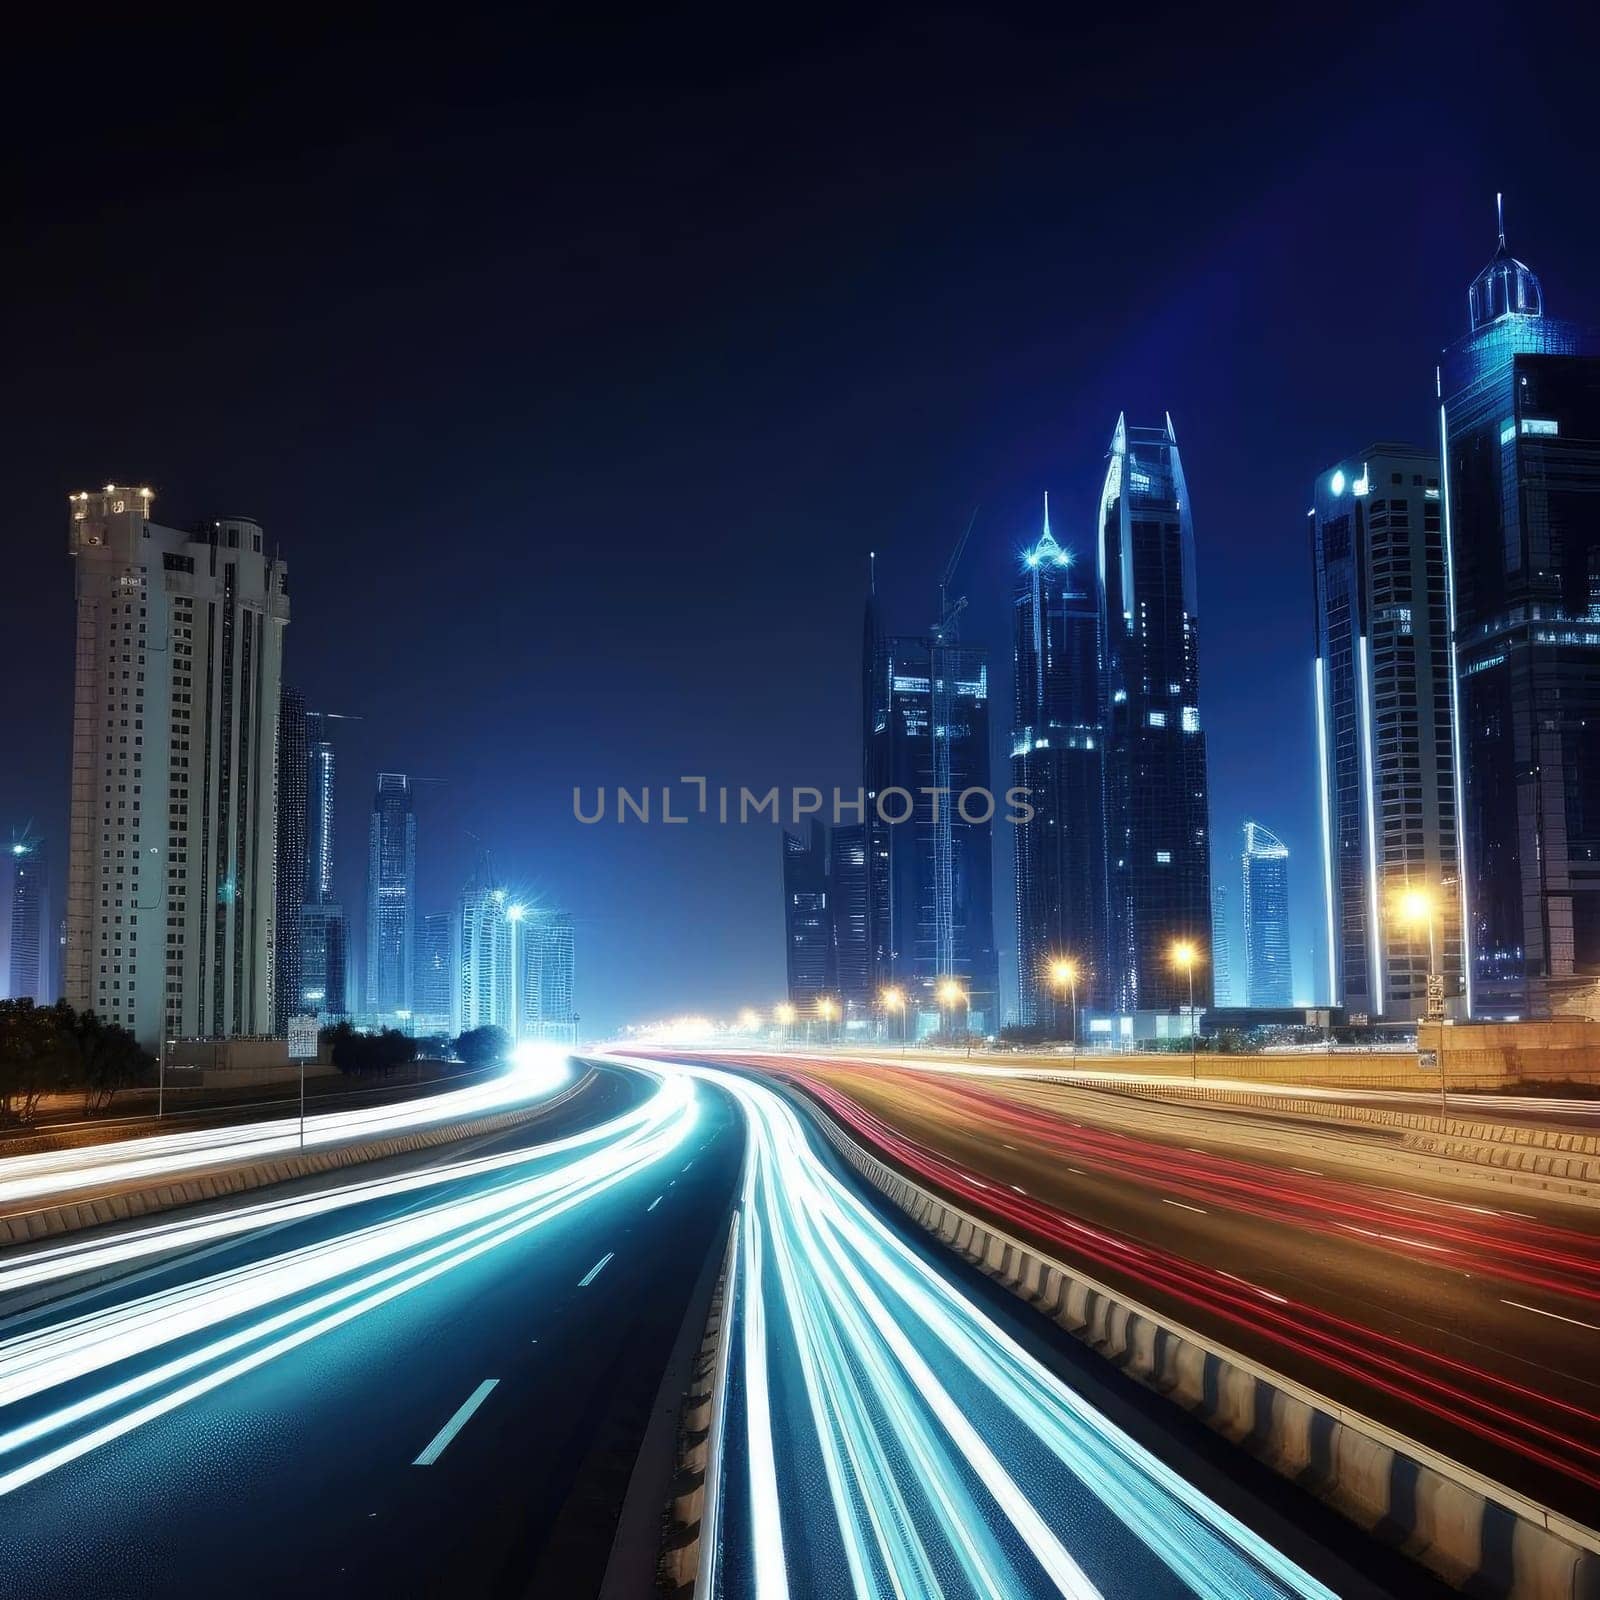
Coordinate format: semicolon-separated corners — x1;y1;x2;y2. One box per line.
1440;197;1600;1018
1098;414;1214;1016
1012;494;1109;1026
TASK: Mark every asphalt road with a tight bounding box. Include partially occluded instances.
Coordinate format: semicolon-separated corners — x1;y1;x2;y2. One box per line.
0;1063;743;1599
646;1056;1449;1600
721;1054;1600;1527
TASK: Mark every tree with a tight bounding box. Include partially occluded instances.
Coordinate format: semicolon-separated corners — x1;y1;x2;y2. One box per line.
0;999;65;1123
453;1025;511;1070
328;1023;421;1077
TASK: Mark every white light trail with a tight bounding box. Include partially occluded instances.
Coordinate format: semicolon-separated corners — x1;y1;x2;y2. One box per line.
638;1058;1338;1600
0;1074;695;1494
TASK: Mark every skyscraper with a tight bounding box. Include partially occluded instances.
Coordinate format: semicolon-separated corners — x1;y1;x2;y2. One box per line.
1241;822;1292;1007
865;616;999;1034
65;487;289;1049
1310;444;1463;1019
1012;495;1108;1026
1440;201;1600;1018
365;772;416;1020
456;869;511;1034
1211;881;1232;1008
416;910;454;1032
1099;416;1214;1013
829;822;871;1016
519;907;576;1042
273;685;307;1030
782;820;834;1009
7;833;48;1004
300;711;350;1019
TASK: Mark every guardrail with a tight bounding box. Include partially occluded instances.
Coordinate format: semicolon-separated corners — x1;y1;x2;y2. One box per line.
804;1096;1600;1599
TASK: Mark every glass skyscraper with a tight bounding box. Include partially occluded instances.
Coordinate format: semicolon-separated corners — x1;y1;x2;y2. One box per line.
782;819;834;1008
1440;204;1600;1017
519;907;576;1043
1011;496;1108;1026
1240;822;1292;1007
1099;416;1214;1013
1310;444;1463;1019
456;867;510;1035
365;772;416;1020
864;608;999;1035
299;709;349;1019
273;685;307;1031
7;833;47;1004
829;822;871;1016
415;910;454;1033
1211;881;1232;1008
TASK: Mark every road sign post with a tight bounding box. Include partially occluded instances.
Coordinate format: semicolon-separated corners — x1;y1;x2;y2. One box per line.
287;1014;319;1150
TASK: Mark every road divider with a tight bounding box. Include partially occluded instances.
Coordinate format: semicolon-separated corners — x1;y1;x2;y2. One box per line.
801;1093;1600;1600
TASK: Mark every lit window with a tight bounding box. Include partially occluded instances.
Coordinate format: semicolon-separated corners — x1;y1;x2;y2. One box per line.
1521;418;1558;436
1182;706;1200;732
1155;850;1171;863
1148;711;1166;727
1499;423;1517;445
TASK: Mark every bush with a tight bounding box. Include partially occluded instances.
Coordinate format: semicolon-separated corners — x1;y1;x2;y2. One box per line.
0;999;153;1122
453;1025;512;1069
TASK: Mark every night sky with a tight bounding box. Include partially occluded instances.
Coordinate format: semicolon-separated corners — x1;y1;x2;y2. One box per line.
5;6;1597;1029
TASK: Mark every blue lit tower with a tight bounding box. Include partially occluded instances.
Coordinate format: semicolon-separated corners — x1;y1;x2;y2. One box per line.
782;819;834;1009
1440;198;1600;1017
273;685;307;1030
1241;822;1292;1007
1099;415;1214;1013
7;831;48;1004
1012;495;1108;1026
299;709;350;1019
864;566;999;1034
365;772;416;1020
1310;445;1462;1020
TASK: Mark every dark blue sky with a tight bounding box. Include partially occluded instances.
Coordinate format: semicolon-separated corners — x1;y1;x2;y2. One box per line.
4;5;1597;1028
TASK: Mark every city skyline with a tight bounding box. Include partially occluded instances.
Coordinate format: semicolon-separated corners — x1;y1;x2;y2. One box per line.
6;15;1598;1030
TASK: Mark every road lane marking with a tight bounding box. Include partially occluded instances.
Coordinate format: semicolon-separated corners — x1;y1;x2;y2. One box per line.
1289;1167;1322;1176
1066;1167;1086;1176
647;1195;662;1212
1161;1199;1207;1215
1502;1299;1600;1332
1010;1184;1027;1195
578;1252;615;1287
413;1379;499;1466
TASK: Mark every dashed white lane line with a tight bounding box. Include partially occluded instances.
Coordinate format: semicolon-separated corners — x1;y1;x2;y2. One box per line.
413;1379;499;1466
578;1252;615;1287
1290;1167;1322;1177
1502;1299;1600;1333
647;1195;662;1213
1161;1198;1208;1215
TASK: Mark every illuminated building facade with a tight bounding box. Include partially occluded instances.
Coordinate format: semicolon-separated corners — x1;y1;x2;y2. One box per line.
1011;496;1108;1026
64;486;289;1049
1440;204;1600;1017
365;772;416;1021
416;911;454;1033
864;619;999;1035
7;833;48;1004
518;907;576;1043
273;685;307;1030
782;819;834;1008
1211;881;1232;1007
456;869;511;1034
829;822;871;1015
1240;822;1292;1007
299;710;349;1018
1310;443;1462;1020
1099;416;1214;1013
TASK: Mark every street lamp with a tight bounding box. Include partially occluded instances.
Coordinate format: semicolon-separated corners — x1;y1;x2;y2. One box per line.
936;978;967;1043
1395;885;1446;1113
1050;958;1080;1068
738;1007;762;1033
775;1001;796;1044
506;903;526;1044
1169;940;1201;1081
880;986;905;1052
816;995;839;1046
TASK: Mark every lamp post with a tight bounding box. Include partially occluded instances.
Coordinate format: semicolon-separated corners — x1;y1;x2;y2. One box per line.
1169;940;1200;1081
936;979;967;1045
774;1001;796;1046
506;903;526;1045
1396;886;1446;1114
880;986;905;1052
816;995;839;1047
1050;958;1080;1069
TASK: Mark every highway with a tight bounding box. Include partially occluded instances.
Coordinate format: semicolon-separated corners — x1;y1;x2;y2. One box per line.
711;1053;1600;1528
640;1056;1442;1600
0;1062;742;1597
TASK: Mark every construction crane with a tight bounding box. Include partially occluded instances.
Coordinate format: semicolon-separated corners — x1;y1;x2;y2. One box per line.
934;506;979;642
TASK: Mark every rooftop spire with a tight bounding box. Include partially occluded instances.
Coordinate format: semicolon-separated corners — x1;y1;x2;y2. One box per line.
1496;190;1505;251
1042;490;1051;541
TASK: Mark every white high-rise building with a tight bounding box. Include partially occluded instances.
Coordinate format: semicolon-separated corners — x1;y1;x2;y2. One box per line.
455;875;510;1035
65;485;290;1049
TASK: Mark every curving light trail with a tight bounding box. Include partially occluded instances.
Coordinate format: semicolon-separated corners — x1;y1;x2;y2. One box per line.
0;1046;574;1211
640;1058;1338;1600
0;1069;696;1496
